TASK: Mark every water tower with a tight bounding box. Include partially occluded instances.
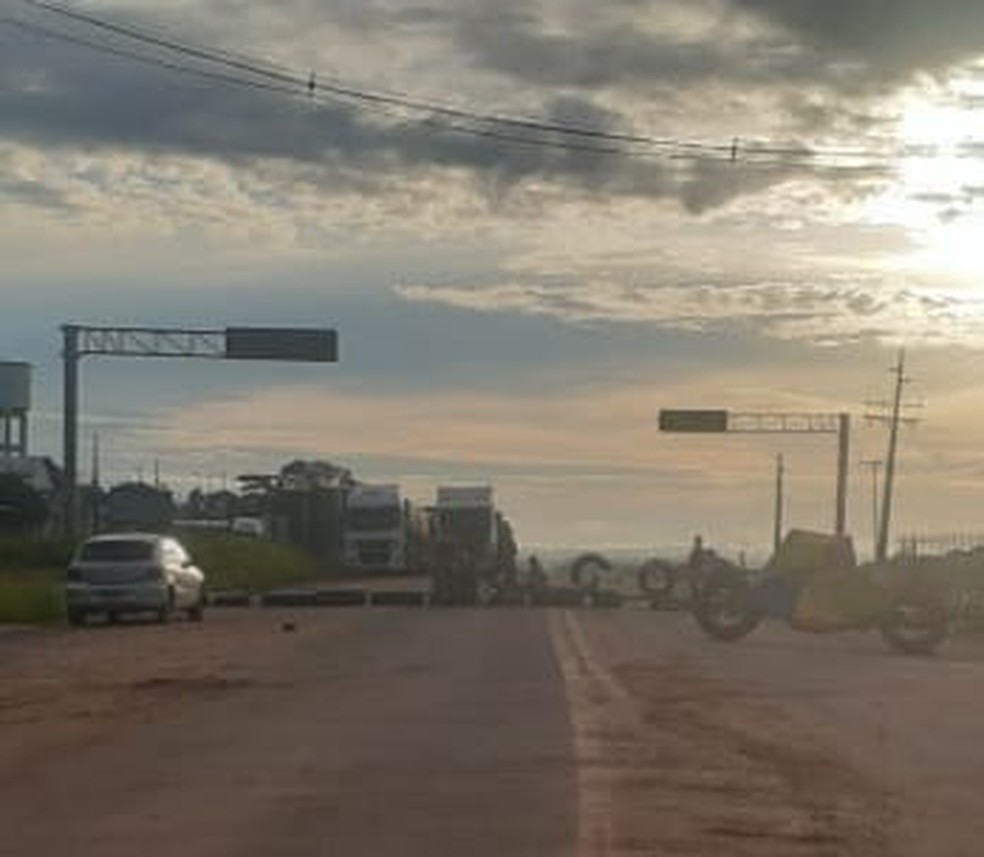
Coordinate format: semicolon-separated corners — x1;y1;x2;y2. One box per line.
0;362;31;458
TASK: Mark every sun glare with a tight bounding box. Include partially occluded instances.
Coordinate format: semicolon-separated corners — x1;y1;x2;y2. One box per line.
886;87;984;281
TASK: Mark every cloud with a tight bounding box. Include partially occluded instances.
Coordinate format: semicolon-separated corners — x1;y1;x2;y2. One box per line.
397;277;984;347
446;0;984;106
0;0;891;220
450;0;781;90
1;10;687;204
0;172;73;210
732;1;984;86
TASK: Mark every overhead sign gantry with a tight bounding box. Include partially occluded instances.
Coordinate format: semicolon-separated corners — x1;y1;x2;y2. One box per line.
61;324;338;536
659;408;851;537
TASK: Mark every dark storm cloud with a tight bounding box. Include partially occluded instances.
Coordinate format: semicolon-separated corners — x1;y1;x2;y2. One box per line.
13;0;954;214
448;1;984;95
449;0;805;90
0;11;798;212
732;1;984;85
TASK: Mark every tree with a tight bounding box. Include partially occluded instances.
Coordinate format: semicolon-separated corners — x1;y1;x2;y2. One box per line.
0;474;50;534
103;482;175;532
278;460;355;491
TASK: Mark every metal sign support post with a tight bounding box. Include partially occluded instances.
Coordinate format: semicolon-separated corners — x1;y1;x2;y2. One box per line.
61;324;338;539
660;409;852;539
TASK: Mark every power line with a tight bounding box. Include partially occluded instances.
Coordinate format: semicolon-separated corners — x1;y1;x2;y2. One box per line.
0;16;300;99
11;0;906;171
18;0;739;155
0;16;682;162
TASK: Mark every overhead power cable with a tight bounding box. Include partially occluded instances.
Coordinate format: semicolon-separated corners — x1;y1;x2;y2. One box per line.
0;16;299;98
8;0;906;171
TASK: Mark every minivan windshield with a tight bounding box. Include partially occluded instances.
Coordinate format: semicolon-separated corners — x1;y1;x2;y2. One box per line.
79;540;155;562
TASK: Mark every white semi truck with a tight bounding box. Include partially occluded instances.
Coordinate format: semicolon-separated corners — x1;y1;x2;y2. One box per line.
343;483;428;573
431;485;517;602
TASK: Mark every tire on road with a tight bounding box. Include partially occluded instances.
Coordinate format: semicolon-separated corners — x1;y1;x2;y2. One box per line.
637;557;677;606
880;599;950;656
569;552;612;590
157;588;176;624
692;570;762;642
187;592;205;622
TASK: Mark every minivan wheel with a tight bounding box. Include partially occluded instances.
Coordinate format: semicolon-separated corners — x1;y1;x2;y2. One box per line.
157;589;176;624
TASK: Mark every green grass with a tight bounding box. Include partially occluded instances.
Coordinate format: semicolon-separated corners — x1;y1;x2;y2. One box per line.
182;533;321;591
0;536;74;570
0;569;64;624
0;537;69;624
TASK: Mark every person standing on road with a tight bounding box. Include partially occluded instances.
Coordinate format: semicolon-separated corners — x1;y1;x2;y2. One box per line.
527;554;547;591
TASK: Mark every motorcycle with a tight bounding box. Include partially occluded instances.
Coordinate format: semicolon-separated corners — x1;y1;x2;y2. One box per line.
690;561;951;656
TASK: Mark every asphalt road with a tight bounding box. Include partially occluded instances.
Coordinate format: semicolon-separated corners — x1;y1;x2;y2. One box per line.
3;607;984;856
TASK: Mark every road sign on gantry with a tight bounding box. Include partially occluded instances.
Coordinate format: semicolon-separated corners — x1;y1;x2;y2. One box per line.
225;328;338;362
61;323;339;538
658;406;851;537
658;409;729;433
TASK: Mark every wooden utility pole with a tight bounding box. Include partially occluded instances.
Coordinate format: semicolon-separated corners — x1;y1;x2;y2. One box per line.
872;351;917;563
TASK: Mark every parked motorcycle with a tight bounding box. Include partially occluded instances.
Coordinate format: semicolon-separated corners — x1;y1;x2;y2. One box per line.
691;562;951;656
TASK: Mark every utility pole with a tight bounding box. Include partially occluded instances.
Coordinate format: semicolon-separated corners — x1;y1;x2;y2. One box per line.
773;453;785;555
860;459;882;562
869;351;919;563
62;325;80;538
835;413;850;537
90;431;101;489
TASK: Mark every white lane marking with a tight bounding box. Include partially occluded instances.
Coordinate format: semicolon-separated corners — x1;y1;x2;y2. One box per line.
548;610;640;857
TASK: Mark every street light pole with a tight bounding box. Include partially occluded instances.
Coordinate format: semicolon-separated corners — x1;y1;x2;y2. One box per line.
876;351;908;563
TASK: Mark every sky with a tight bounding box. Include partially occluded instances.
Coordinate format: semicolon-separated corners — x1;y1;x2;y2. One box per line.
4;0;984;555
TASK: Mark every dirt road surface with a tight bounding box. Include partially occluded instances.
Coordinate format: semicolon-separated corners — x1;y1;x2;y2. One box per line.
2;607;984;855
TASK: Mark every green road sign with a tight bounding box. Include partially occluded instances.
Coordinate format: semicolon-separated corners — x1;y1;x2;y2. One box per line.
225;327;338;362
658;409;728;433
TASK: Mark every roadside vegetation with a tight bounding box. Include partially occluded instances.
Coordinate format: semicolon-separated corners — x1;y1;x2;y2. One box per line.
180;532;321;591
0;533;322;625
0;567;64;623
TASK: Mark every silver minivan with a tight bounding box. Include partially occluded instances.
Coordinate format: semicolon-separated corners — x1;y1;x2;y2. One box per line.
65;533;206;626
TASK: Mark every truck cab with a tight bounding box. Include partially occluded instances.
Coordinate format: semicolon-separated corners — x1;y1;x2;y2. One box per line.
343;484;408;572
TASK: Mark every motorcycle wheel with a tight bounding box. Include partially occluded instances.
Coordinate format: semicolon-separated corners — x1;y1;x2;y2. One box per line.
569;552;612;590
637;557;676;606
692;572;762;642
880;599;949;656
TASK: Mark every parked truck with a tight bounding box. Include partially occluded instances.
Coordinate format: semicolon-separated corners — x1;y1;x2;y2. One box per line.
431;485;516;603
343;483;430;574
